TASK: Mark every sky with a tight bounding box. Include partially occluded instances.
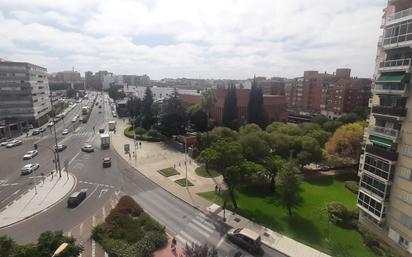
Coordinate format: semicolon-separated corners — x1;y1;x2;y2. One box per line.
0;0;386;80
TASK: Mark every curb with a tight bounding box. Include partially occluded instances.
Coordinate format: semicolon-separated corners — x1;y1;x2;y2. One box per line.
0;173;77;229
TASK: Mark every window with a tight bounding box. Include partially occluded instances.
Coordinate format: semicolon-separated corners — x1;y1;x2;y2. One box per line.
358;191;384;218
399;235;409;249
360;174;388;199
363;154;392;180
398;166;412;181
400;213;412;229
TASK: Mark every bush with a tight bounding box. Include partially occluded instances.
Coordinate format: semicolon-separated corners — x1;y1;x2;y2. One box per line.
134;127;147;135
344;181;359;194
112;196;143;217
135;237;156;257
143;231;168;250
91;225;104;241
326;202;348;226
147;129;161;138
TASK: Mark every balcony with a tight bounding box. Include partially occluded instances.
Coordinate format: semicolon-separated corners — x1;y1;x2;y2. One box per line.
371;105;407;120
365;144;398;162
368;125;401;142
372;83;408;96
384;7;412;27
378;58;412;72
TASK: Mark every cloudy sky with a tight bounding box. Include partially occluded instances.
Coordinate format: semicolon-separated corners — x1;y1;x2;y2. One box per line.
0;0;386;79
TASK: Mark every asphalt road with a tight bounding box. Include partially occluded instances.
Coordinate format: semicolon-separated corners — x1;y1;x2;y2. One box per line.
0;92;286;257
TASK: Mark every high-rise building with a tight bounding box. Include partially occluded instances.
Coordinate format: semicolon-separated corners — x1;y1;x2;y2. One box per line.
0;61;51;126
357;1;412;256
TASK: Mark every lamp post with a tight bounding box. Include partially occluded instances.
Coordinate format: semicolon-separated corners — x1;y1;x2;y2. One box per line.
51;242;68;257
184;137;188;188
50;94;62;177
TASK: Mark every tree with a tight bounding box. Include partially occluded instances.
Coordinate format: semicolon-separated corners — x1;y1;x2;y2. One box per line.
239;123;262;135
187;104;208;132
322;120;343;132
126;96;141;122
247;77;268;128
296;136;322;167
222;85;239;130
66;88;77;98
337;113;361;124
263;155;285;192
181;243;217;257
36;231;83;257
157;91;186;136
200;140;244;208
201;89;217;130
325;122;365;160
238;132;270;163
275;161;302;216
141;87;154;130
108;85;125;100
311;115;329;126
197;127;238;151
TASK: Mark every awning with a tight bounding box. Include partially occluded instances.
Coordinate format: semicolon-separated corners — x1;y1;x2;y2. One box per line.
369;135;393;147
376;73;405;83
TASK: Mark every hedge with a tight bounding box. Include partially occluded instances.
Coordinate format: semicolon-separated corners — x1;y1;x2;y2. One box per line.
124;127;162;142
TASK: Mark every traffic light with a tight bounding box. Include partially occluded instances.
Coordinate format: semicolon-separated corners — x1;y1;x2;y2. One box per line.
34;143;38;150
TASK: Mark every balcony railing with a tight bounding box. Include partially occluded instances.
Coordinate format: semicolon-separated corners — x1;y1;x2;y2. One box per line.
373;83;408;96
369;125;400;140
378;58;412;72
365;144;398;161
383;33;412;48
372;106;407;118
384;7;412;26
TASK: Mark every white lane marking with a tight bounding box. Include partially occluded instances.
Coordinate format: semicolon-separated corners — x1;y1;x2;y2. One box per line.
191;218;215;233
179;230;200;245
216;236;226;248
194;214;215;229
69;151;82;165
67;231;71;237
80;223;83;235
102;206;106;218
72;185;99;210
98;188;108;199
0;189;20;203
92;240;96;257
104;253;108;257
188;223;211;238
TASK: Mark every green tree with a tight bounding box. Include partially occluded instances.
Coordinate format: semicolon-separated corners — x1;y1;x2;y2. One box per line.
197;127;238;151
322;120;343;132
337;113;361;124
325;122;365;160
275;161;302;216
201;89;217;130
108;85;125;100
187;104;208;132
157;91;186;136
141;87;154;130
200;140;244;208
222;85;239;130
36;231;83;257
182;243;218;257
239;123;262;135
247;77;268;128
238;132;270;163
296;136;322;167
311;115;329;126
264;155;286;192
126;96;141;124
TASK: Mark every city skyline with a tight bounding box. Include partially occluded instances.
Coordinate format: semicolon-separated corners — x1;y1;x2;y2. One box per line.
0;0;385;80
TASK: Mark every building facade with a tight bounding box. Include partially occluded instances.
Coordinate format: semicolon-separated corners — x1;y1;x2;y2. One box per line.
357;1;412;255
0;61;51;127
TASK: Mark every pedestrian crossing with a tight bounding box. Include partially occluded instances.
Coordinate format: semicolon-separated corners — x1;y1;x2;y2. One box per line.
176;212;219;246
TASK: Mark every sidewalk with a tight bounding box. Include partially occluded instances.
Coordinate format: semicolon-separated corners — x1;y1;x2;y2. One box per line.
111;120;330;257
0;173;76;228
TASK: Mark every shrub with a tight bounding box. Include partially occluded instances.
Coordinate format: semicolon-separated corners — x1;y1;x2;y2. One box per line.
147;129;161;138
91;225;104;241
134;127;147;135
112;195;143;217
135;237;156;257
138;213;165;232
344;181;359;194
325;202;348;226
143;231;168;250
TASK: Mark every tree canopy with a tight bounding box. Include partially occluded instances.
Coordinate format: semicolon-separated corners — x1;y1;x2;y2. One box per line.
275;161;303;216
157;91;186;136
222;85;239;130
141;87;154;130
247;78;268;128
325;122;365;160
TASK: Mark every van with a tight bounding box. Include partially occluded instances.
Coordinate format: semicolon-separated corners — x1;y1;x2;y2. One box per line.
227;228;262;253
67;189;87;208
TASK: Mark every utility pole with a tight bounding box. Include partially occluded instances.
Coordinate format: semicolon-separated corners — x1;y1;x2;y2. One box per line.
184;138;188;188
50;94;62;177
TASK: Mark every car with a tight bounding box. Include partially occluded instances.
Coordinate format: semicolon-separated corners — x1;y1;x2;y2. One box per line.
1;139;12;146
39;127;46;132
81;144;94;152
102;157;112;167
98;111;102;113
227;228;262;253
28;124;34;129
23;150;38;160
55;144;67;152
112;113;117;117
32;129;40;135
47;121;54;127
99;128;105;134
6;140;22;148
62;129;69;135
21;163;40;175
67;189;87;208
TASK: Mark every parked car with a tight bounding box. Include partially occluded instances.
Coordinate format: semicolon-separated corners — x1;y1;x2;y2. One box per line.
62;129;69;135
0;139;12;146
67;189;87;208
81;144;94;152
21;163;40;175
227;228;262;253
99;128;105;134
47;121;54;127
102;157;112;167
6;140;22;148
23;150;38;160
39;127;46;132
32;129;40;135
55;144;67;152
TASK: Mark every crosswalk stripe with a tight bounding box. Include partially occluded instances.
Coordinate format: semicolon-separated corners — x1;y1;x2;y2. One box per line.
194;214;215;229
191;218;215;233
179;230;200;245
188;223;211;238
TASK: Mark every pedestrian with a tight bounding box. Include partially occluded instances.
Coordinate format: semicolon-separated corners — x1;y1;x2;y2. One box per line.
215;185;218;194
139;141;142;148
218;186;221;195
171;237;176;253
128;152;131;160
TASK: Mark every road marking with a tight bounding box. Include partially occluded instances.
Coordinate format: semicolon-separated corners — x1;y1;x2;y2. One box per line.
98;188;108;199
68;231;71;237
188;223;211;238
69;151;82;165
0;189;20;203
179;230;200;245
80;223;83;235
216;236;226;248
191;217;215;233
102;206;106;218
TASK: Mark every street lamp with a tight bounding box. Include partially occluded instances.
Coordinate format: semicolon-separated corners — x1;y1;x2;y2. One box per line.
49;94;62;177
51;242;68;257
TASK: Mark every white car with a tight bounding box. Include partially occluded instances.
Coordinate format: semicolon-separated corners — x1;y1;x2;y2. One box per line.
23;150;38;160
62;129;69;135
47;121;54;127
0;140;11;146
21;163;40;175
81;144;94;152
6;140;22;148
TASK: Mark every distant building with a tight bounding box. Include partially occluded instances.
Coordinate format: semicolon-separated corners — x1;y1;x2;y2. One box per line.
255;77;285;95
49;70;85;92
0;61;51;127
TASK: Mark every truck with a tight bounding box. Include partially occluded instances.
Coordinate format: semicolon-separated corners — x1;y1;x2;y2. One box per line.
82;106;89;115
100;134;110;149
108;121;116;131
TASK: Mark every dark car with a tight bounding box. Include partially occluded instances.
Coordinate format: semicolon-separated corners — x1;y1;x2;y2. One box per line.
39;127;46;132
99;128;105;134
103;157;111;167
55;144;67;152
227;228;262;254
32;129;40;135
67;189;87;208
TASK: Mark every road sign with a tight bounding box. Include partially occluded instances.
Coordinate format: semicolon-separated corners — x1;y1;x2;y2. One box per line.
124;144;130;153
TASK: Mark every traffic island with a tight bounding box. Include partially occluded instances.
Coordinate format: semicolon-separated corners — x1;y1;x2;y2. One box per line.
0;173;76;228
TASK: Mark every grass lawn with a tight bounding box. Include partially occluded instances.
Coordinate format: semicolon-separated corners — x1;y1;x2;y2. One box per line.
175;178;194;187
158;167;180;177
199;174;378;257
195;166;220;178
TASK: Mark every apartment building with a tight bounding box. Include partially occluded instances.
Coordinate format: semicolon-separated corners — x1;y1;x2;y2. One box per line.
0;61;51;127
357;1;412;255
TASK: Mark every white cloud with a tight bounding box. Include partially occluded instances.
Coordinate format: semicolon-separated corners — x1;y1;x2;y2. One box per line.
0;0;386;79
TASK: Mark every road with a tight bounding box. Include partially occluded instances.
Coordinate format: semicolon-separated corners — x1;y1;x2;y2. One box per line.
0;92;285;257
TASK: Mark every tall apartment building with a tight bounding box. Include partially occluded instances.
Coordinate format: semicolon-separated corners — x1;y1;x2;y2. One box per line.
357;1;412;255
0;61;51;127
255;77;285;95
